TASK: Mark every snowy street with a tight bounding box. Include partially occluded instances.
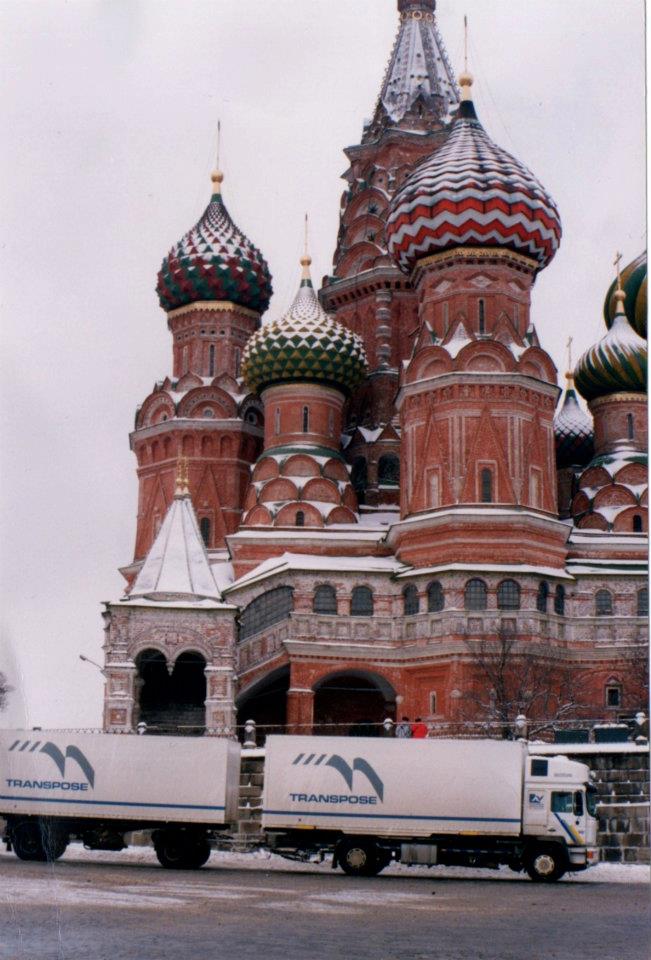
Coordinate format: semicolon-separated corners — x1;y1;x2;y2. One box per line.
0;846;648;960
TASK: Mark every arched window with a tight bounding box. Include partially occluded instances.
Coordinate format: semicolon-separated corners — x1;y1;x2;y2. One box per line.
378;455;400;487
465;579;487;611
239;587;294;641
314;585;337;615
637;588;648;617
295;511;305;527
427;581;444;613
595;589;613;617
351;457;368;504
478;299;486;334
302;406;309;433
633;514;643;533
199;517;211;547
403;585;420;615
497;579;521;610
536;581;549;614
627;413;634;440
605;683;622;708
208;344;216;377
554;584;566;616
481;468;493;504
351;586;374;617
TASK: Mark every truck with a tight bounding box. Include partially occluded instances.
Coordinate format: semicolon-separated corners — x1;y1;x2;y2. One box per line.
0;731;598;882
262;736;599;882
0;730;240;869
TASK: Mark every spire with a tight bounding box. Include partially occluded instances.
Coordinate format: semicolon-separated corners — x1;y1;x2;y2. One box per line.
301;213;312;286
210;120;223;198
371;0;459;131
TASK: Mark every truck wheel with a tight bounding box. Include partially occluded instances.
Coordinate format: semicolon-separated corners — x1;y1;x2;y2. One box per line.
12;821;68;863
524;845;567;883
154;831;211;870
336;838;381;877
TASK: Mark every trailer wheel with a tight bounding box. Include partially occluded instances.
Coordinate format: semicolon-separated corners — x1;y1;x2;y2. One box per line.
153;831;211;870
12;821;68;863
336;838;381;877
524;845;567;883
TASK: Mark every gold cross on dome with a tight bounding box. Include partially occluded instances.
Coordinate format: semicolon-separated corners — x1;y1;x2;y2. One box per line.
566;335;573;372
614;251;623;289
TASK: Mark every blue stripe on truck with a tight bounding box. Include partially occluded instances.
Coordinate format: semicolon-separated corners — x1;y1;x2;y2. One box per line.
0;795;224;813
263;809;520;823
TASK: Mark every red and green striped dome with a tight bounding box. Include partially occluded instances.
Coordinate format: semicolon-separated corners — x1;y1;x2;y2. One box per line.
575;292;647;402
603;251;646;338
156;172;272;315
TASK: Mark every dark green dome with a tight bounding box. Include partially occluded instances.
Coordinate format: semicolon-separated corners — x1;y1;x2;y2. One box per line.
575;292;647;402
604;251;646;338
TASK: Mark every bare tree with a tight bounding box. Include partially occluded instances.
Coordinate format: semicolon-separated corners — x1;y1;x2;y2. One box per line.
461;630;588;739
0;671;13;712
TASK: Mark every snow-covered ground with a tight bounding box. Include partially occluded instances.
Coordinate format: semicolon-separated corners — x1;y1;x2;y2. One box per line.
4;843;646;884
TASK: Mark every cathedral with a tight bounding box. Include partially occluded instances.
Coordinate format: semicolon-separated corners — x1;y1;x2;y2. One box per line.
102;0;648;739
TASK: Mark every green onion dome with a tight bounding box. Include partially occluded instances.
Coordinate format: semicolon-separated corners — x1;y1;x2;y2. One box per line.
604;251;647;338
575;290;647;402
242;257;367;395
554;375;594;468
156;171;272;314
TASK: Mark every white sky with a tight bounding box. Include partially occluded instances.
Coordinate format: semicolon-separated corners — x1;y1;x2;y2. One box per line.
0;0;646;729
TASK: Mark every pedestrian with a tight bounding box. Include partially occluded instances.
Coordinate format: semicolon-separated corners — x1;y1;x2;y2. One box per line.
411;717;428;738
395;716;412;738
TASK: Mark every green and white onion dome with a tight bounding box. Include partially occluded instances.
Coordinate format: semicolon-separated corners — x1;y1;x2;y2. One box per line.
156;170;273;314
554;374;594;468
575;289;647;402
242;257;367;395
603;251;647;338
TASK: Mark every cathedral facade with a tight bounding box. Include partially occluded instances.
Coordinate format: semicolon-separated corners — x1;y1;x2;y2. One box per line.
102;0;648;739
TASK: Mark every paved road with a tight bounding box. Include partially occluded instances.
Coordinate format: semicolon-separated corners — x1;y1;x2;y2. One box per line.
1;849;648;960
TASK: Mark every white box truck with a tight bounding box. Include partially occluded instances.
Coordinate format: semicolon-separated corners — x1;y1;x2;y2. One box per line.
0;730;240;869
262;736;599;882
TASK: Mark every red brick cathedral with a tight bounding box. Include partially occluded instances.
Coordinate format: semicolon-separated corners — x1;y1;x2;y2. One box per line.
102;0;648;738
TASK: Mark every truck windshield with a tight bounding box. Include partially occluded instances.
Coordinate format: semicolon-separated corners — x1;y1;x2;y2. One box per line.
586;785;598;818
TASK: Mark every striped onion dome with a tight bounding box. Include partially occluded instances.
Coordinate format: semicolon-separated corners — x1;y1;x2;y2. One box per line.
156;171;272;314
575;290;647;402
386;77;562;273
242;257;367;395
554;375;594;469
604;251;647;338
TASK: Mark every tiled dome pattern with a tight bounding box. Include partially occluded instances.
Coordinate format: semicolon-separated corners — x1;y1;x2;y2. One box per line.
242;265;367;394
156;181;272;314
604;251;647;338
571;446;648;532
575;302;647;402
554;379;594;469
386;101;562;273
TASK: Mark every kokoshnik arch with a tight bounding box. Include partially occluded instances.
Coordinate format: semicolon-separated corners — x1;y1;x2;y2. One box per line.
101;0;648;738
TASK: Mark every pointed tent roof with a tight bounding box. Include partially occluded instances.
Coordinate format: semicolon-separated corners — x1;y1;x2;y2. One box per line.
130;476;221;601
372;0;459;129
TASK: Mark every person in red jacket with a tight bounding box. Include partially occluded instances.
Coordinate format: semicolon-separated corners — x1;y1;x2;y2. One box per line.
411;717;428;738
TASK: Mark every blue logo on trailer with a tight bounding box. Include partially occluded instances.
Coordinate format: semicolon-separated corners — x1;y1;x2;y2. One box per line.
6;739;95;791
289;752;384;805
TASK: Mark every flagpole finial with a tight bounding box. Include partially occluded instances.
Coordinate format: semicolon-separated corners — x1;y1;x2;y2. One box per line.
211;121;224;196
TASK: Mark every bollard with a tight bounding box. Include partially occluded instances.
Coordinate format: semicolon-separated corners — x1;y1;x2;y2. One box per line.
243;719;257;749
136;721;147;736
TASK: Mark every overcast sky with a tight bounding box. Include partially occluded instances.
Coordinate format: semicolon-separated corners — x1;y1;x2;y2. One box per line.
0;0;645;729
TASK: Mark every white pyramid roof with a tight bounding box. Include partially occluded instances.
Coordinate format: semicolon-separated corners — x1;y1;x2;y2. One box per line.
130;492;221;600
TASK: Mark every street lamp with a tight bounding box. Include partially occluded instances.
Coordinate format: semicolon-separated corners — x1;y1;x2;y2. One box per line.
79;654;104;672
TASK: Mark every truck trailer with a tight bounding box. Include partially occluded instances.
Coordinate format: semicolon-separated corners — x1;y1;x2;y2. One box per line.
1;731;598;881
262;736;599;882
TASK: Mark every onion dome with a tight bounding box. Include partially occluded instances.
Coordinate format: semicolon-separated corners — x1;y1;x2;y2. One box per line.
386;74;562;273
242;256;367;394
554;374;594;468
604;251;647;338
575;289;647;402
156;170;272;314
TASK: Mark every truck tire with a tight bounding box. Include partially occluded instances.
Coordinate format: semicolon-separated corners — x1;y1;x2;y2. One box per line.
336;838;382;877
12;821;68;863
524;845;567;883
153;831;211;870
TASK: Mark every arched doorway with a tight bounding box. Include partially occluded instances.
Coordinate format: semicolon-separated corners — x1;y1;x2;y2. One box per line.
236;666;290;742
313;670;396;737
135;649;207;735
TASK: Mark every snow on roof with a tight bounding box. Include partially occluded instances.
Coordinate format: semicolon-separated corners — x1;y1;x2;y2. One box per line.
226;552;401;593
129;491;222;600
117;597;233;611
358;426;383;443
394;562;574;581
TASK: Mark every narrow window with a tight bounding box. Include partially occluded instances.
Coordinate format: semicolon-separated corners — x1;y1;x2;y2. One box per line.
481;468;493;503
627;413;634;440
234;348;241;378
633;514;643;533
351;586;374;617
514;303;520;326
403;585;420;615
275;408;281;436
537;581;549;614
208;343;216;377
429;691;438;714
478;299;485;334
442;302;449;334
295;511;305;527
595;590;613;617
314;585;337;615
182;346;189;374
302;406;309;433
328;409;335;435
637;588;648;617
465;579;487;611
497;579;521;610
605;685;622;708
427;581;444;613
199;517;211;547
554;584;565;616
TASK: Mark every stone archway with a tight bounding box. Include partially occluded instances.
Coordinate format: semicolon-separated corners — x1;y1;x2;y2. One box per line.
313;670;396;737
236;666;290;742
135;648;207;735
